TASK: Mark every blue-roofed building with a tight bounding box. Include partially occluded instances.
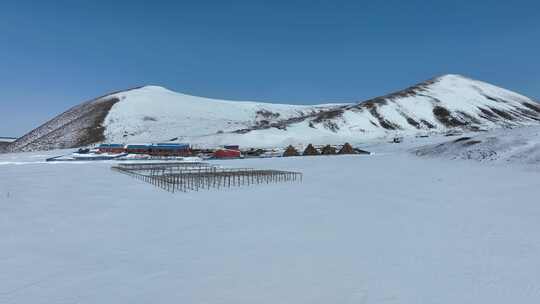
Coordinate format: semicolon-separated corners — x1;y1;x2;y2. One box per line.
150;143;191;156
108;142;192;156
125;144;152;154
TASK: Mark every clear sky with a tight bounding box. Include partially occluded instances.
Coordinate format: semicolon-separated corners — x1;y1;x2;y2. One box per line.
1;0;539;136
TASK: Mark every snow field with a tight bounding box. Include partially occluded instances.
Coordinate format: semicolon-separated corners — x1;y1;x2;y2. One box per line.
1;148;540;303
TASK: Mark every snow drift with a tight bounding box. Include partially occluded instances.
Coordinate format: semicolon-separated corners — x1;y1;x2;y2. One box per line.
6;74;540;151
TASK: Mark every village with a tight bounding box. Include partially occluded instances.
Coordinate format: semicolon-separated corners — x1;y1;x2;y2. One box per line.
41;142;372;194
47;142;370;162
39;142;370;194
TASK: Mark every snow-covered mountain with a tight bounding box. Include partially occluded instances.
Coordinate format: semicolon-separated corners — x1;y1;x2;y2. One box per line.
6;74;540;151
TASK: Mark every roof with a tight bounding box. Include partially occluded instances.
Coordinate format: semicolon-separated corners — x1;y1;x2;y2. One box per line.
155;143;189;146
153;143;189;150
125;144;151;149
214;149;241;157
124;143;190;150
98;144;124;148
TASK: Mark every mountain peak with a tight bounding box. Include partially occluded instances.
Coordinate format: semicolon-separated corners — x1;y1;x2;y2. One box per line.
139;85;171;91
435;73;469;80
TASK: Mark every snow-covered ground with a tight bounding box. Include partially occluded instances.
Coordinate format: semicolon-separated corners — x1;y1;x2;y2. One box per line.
415;125;540;165
1;138;540;303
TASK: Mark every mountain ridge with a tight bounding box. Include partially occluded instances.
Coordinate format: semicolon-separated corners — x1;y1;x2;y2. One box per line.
5;74;540;152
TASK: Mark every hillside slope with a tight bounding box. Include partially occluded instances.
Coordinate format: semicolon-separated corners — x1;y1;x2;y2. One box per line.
0;137;17;153
6;90;130;152
198;74;540;147
6;74;540;151
415;125;540;165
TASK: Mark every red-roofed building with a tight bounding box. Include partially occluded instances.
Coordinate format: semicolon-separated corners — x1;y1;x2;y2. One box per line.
213;149;241;159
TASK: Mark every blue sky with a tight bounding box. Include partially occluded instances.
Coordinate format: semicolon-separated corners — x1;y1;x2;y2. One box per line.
1;0;539;136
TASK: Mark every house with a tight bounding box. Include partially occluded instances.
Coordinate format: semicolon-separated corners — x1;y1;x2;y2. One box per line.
214;149;241;159
125;144;152;154
151;143;191;156
97;143;125;154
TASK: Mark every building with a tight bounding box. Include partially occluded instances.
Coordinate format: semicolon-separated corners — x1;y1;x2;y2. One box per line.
125;144;152;154
223;145;240;150
151;143;191;156
214;149;241;158
97;144;125;154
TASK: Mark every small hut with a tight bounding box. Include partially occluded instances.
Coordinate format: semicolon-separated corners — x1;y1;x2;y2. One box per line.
338;143;356;154
303;144;320;156
283;145;299;157
321;144;337;155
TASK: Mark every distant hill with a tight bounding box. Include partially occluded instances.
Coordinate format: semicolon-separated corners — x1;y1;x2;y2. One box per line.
0;137;17;142
6;74;540;152
0;137;17;152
